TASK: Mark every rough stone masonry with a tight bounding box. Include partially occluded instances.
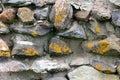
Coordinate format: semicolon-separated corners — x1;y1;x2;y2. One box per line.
0;0;120;80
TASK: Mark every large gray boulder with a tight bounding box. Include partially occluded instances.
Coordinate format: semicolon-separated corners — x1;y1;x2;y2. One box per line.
68;66;119;80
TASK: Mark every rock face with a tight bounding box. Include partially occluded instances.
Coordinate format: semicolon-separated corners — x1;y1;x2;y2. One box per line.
68;66;119;80
50;0;73;30
0;0;120;80
31;59;70;73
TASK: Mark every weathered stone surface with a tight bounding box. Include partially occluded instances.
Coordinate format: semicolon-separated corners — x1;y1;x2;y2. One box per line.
70;57;90;67
0;22;9;33
68;66;119;80
49;37;72;55
67;0;94;10
83;35;120;55
91;60;116;73
109;0;120;7
32;0;55;7
0;38;10;57
17;7;34;23
92;0;111;21
74;11;91;21
49;0;73;30
58;21;87;39
30;59;70;73
2;0;32;6
44;77;67;80
0;8;15;23
11;20;52;37
0;60;28;72
111;11;120;27
34;6;49;20
12;34;51;56
85;18;108;39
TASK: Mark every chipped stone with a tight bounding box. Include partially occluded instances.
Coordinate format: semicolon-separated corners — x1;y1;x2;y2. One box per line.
58;21;87;39
43;77;67;80
30;59;70;73
34;6;49;20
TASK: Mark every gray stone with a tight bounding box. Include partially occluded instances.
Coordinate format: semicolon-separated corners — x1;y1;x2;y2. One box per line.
32;0;55;7
30;59;70;73
85;18;108;39
12;34;51;56
0;22;9;34
83;35;120;55
34;6;49;20
17;7;34;23
91;60;116;73
92;0;111;21
44;77;67;80
2;0;32;6
58;21;87;39
111;11;120;27
49;37;72;55
0;60;28;72
109;0;120;7
68;66;119;80
67;0;94;10
70;57;90;67
49;0;73;30
11;20;52;37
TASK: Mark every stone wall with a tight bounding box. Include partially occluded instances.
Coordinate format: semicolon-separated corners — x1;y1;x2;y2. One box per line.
0;0;120;80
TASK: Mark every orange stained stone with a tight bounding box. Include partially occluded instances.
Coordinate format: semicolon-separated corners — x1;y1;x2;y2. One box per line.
24;48;39;56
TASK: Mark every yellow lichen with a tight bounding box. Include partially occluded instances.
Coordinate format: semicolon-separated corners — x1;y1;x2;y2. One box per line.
96;40;112;54
54;5;67;27
106;68;115;73
0;51;10;57
87;43;93;50
95;22;100;33
0;22;4;28
49;42;71;54
31;31;37;37
24;48;39;56
95;64;103;70
117;65;120;70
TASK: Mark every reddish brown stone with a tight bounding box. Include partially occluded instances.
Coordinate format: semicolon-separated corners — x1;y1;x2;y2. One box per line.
0;8;15;23
74;11;91;21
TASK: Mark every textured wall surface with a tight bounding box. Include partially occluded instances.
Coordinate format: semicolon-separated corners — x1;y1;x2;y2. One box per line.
0;0;120;80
